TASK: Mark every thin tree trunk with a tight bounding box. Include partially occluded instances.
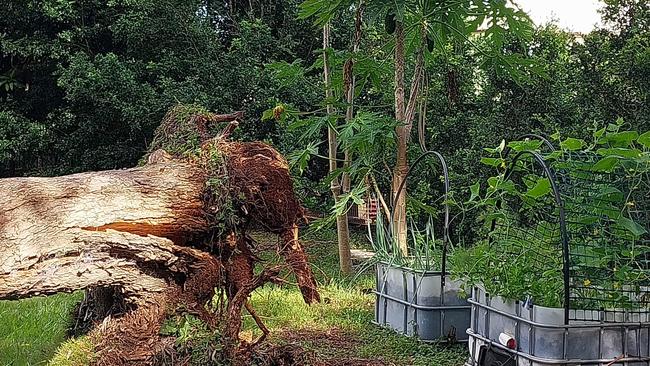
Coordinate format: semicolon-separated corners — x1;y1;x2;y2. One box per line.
323;24;352;274
391;22;427;256
392;20;409;256
342;3;363;193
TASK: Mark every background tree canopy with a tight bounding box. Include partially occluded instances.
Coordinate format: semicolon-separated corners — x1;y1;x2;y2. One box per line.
1;0;648;214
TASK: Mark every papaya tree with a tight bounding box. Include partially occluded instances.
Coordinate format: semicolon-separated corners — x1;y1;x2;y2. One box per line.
298;0;537;255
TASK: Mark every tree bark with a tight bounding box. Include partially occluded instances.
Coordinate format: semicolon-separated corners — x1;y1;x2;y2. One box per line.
0;161;211;301
0;143;320;305
392;20;409;256
392;22;426;256
0;114;321;363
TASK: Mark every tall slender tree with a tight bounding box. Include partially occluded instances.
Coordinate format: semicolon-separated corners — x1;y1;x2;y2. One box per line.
323;23;353;274
301;0;535;254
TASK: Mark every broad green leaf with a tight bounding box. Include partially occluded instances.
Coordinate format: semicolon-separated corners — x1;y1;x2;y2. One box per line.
596;186;623;200
617;217;648;237
487;176;517;194
298;0;346;25
507;140;543;152
287;142;320;175
638;131;650;148
607;123;620;132
596;148;642;158
550;131;560;141
525;178;551;199
481;157;503;167
469;182;480;201
261;108;274;122
592;156;619;172
332;186;367;216
265;60;305;87
607;131;639;146
560;137;584;151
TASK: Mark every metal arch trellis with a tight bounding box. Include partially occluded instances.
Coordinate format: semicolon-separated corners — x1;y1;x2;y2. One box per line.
557;149;650;319
489;134;557;246
500;149;571;325
374;148;471;343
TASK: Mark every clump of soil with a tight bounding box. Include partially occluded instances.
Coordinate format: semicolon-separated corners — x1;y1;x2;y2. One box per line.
218;141;303;233
92;255;223;365
146;104;243;159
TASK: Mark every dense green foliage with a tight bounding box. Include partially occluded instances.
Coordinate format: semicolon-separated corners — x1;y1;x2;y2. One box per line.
452;126;650;308
0;0;649;362
2;1;647;188
0;0;327;176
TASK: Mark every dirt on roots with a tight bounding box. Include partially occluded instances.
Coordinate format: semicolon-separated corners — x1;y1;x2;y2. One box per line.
91;256;222;365
83;106;321;365
278;328;394;366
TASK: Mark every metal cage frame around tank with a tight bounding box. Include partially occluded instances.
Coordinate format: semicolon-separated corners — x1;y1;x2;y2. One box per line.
466;134;650;365
495;135;571;324
373;150;471;342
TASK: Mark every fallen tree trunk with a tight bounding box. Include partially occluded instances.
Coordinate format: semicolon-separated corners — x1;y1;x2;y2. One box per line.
0;161;212;301
0;107;321;364
0;145;318;304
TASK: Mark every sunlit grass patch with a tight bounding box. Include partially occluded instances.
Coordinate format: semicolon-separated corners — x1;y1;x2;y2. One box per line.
244;229;467;366
245;280;373;333
0;229;466;365
48;336;95;366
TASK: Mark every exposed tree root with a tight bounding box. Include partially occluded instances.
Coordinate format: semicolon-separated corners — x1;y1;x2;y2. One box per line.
92;254;223;365
246;301;270;347
92;107;320;365
280;225;321;304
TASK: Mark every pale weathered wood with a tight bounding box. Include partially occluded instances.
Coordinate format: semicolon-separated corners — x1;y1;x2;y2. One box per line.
0;229;214;302
0;161;212;301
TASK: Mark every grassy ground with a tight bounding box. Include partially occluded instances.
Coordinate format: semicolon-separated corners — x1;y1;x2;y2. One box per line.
0;229;468;365
242;229;468;365
0;292;83;365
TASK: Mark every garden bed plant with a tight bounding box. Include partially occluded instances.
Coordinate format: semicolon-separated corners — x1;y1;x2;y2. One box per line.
369;211;470;342
452;124;650;310
455;123;650;365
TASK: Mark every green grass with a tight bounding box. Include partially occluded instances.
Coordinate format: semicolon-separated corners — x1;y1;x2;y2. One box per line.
243;228;468;366
48;337;95;366
0;292;83;366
